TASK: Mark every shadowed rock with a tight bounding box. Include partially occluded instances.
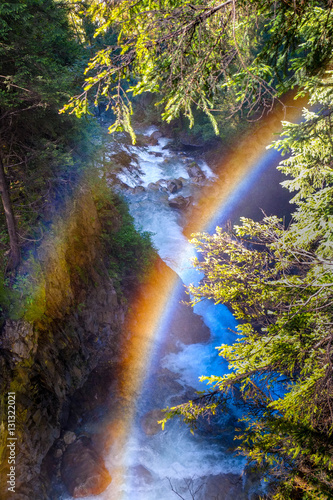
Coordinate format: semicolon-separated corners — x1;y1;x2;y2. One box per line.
150;130;163;142
186;161;206;180
168;195;192;210
141;408;165;435
0;320;37;360
202;473;247;500
61;436;111;498
167;178;183;193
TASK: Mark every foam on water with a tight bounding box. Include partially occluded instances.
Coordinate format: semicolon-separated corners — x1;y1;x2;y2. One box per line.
48;95;308;500
124;192;194;278
119;135;215;189
110;135;245;498
162;302;238;390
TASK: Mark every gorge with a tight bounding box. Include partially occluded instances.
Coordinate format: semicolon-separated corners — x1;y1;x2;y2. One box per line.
1;2;333;499
43;96;305;500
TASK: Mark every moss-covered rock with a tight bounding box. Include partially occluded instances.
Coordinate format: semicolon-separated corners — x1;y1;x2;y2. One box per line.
0;177;152;499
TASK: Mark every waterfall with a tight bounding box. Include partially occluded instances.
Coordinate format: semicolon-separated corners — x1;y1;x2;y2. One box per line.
60;112;297;499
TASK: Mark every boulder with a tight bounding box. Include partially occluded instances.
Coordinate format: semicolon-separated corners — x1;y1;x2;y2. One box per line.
61;436;111;498
186;161;206;180
167;178;183;194
150;130;163;142
63;431;76;445
132;185;146;194
178;176;187;184
168;195;192;210
179;132;205;148
147;182;160;191
148;137;158;146
141;409;165;435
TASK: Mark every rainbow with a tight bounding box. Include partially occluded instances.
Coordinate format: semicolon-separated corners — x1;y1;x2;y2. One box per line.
102;91;308;496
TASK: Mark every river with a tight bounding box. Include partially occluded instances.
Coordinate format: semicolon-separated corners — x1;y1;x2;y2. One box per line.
59;115;295;500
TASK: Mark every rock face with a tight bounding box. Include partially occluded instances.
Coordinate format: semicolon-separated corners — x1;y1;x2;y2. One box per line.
61;437;111;498
0;320;37;360
165;285;210;349
0;182;126;500
201;473;247;500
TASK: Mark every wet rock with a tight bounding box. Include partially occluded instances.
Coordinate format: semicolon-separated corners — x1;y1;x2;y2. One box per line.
141;409;165;435
167;178;183;194
147;182;160;191
63;431;76;445
150;130;163;142
110;151;135;168
191;175;206;184
186;161;206;180
131;464;154;485
134;134;152;147
0;319;37;360
132;185;146;194
168;195;192;210
167;180;178;194
148;137;158;146
61;436;111;498
149;151;163;158
202;473;246;500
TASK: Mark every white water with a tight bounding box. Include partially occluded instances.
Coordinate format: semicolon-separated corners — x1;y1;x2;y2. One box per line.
61;127;287;500
108;129;245;499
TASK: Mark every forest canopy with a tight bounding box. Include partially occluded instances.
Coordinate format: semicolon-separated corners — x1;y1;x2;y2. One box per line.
63;0;333;139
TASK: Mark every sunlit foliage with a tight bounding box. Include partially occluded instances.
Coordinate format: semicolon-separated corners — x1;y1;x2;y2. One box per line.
162;79;333;498
62;0;333;139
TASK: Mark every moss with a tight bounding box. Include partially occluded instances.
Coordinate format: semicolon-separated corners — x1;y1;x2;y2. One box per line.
96;189;155;291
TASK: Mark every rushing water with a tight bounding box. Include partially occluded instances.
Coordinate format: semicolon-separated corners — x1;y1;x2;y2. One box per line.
60;124;290;500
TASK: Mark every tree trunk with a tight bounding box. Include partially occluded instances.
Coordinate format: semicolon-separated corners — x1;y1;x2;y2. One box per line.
0;156;20;270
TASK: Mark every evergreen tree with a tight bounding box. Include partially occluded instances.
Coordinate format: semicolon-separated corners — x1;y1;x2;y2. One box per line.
60;3;333;495
63;0;333;138
0;0;84;269
161;77;333;499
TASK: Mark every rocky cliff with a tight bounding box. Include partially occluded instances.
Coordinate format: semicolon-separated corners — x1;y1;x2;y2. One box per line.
0;179;130;499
